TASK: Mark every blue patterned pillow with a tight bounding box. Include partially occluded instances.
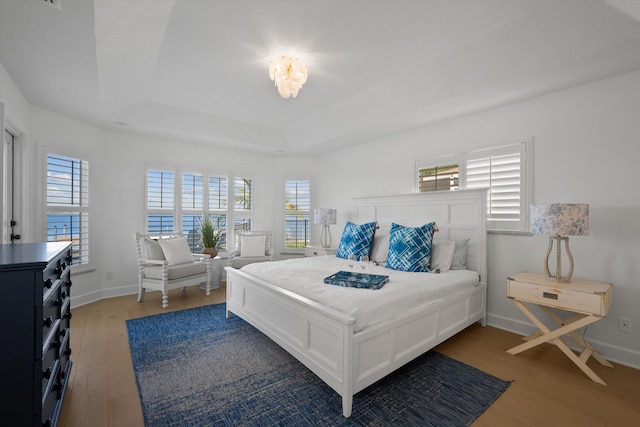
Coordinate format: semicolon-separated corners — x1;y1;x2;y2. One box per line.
385;222;435;272
336;221;377;260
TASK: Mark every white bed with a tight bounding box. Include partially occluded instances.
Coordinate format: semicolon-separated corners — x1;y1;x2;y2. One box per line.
224;189;488;417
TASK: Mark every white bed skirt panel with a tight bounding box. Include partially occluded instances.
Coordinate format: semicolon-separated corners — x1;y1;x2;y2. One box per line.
226;266;486;417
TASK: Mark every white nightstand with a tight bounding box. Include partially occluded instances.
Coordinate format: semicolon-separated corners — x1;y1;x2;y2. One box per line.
506;272;613;385
304;246;337;257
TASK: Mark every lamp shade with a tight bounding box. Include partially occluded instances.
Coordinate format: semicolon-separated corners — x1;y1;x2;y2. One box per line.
314;208;336;225
530;204;589;236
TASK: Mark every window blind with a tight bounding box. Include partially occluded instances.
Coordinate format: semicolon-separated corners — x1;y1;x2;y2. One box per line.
466;143;526;230
46;154;90;265
285;179;311;249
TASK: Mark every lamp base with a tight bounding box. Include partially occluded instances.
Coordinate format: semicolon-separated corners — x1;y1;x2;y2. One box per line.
543;235;574;283
320;224;332;249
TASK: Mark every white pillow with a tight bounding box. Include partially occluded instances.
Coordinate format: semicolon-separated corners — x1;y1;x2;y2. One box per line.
450;238;470;270
240;235;266;257
369;233;389;264
143;237;165;260
430;240;455;272
158;237;193;265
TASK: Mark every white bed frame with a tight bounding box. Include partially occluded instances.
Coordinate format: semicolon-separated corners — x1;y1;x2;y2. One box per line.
224;189;487;417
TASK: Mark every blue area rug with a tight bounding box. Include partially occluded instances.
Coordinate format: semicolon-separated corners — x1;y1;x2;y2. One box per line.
126;304;510;426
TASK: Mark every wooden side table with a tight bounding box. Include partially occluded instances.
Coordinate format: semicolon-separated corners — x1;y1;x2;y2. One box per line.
506;272;613;385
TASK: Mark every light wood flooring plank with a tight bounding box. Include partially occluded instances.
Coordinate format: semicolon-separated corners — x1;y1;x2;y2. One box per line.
58;284;640;426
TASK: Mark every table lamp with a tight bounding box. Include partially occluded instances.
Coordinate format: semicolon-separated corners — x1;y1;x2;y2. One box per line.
314;208;337;248
530;203;589;283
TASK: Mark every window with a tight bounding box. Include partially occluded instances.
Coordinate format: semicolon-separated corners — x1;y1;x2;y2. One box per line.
208;176;229;250
418;163;459;192
233;177;252;232
182;172;204;251
46;152;90;266
416;141;531;232
284;179;310;249
144;169;251;253
146;169;175;233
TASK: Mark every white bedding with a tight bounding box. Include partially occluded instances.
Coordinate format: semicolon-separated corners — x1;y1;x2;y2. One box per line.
240;256;480;333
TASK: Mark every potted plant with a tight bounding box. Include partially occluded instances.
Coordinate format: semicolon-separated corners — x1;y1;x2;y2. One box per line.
199;215;222;258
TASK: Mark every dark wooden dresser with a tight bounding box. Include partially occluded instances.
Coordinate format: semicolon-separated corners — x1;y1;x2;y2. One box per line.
0;242;73;427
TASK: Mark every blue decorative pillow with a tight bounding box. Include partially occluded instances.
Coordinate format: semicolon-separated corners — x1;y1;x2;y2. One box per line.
336;221;377;260
385;222;435;272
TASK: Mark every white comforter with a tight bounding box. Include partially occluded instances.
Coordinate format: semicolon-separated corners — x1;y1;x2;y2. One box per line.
240;256;480;333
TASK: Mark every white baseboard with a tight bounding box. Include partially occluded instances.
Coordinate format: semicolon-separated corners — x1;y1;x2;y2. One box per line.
71;284;138;309
487;312;640;370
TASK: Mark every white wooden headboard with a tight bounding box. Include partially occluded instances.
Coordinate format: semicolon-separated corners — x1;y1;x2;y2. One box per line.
353;189;488;285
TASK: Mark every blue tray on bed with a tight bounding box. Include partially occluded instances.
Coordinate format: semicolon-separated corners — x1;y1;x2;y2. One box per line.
324;271;389;290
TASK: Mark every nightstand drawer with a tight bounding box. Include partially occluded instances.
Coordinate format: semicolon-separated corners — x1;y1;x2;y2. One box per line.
304;246;337;257
508;273;612;316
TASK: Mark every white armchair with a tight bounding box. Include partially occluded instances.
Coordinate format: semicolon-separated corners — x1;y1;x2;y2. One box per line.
229;230;275;268
134;232;211;308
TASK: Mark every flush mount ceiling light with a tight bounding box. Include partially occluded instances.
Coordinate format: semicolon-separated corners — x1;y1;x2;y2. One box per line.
269;55;308;98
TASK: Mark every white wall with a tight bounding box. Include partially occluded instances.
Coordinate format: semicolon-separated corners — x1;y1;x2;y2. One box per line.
3;55;639;368
14;100;281;306
97;131;279;302
28;105;106;301
316;70;640;369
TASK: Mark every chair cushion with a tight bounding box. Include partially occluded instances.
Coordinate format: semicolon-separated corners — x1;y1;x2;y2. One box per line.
158;236;193;265
144;262;207;280
143;237;165;260
240;235;267;257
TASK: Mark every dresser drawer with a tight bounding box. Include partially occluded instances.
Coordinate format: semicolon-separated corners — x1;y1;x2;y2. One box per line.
508;277;611;316
41;340;58;400
41;360;60;427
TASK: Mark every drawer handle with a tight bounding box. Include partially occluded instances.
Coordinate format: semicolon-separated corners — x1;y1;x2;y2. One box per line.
543;292;558;300
43;418;52;427
64;348;72;356
54;266;61;276
43;316;53;328
43;367;52;379
63;312;73;320
60;329;67;337
44;278;53;289
61;262;66;271
67;279;72;287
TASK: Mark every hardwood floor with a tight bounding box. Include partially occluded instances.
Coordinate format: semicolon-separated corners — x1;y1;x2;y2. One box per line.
58;284;640;427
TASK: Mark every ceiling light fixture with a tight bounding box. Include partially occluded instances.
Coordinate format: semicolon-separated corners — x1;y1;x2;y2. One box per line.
269;55;308;98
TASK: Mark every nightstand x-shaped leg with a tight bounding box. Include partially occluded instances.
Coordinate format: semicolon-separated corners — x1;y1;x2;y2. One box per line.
507;300;613;385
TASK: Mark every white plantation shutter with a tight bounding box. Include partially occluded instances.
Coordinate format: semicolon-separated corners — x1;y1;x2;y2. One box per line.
416;141;530;232
284;179;311;249
146;169;175;233
46;153;90;266
466;142;527;231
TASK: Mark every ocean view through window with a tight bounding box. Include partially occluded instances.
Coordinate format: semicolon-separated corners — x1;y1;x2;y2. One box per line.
46;152;90;266
284;178;310;249
145;168;254;252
